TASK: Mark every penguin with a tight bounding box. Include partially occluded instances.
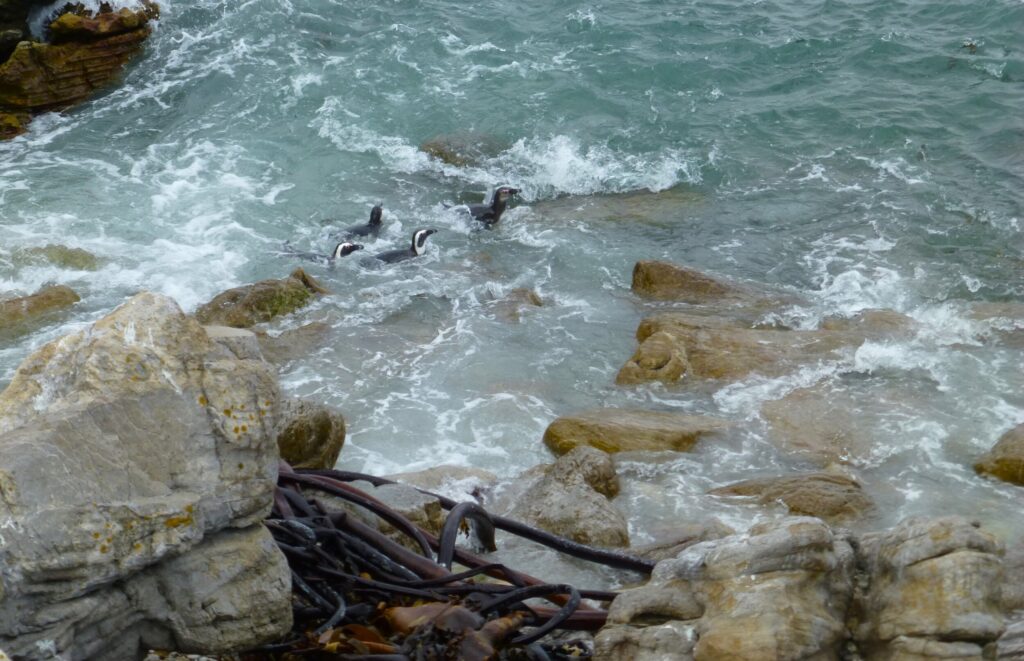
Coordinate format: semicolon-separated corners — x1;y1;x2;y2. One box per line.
463;186;520;226
374;229;437;263
335;204;384;240
280;241;363;265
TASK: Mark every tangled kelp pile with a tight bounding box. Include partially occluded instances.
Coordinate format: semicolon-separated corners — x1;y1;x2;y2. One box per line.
256;463;655;659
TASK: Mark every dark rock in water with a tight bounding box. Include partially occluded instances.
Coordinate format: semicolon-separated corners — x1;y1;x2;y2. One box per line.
709;472;874;524
420;131;506;166
0;283;79;335
631;260;741;303
194;268;329;328
275;398;346;470
974;422;1024;486
543;408;729;456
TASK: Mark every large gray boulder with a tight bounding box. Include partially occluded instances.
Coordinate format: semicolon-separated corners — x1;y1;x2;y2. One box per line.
0;292;292;659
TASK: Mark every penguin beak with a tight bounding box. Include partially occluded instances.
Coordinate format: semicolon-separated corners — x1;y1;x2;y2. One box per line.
426;229;437;236
354;244;364;251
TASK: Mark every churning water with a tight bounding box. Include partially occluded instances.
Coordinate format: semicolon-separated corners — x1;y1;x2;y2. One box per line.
1;0;1022;552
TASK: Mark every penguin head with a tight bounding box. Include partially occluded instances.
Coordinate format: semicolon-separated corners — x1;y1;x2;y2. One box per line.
333;242;364;258
369;204;383;226
411;228;437;255
494;186;520;202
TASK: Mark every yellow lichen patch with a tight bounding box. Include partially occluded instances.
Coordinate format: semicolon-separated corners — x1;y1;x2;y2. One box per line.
92;532;101;539
249;414;254;421
134;542;142;551
165;509;194;528
99;545;109;553
239;404;246;410
237;463;244;470
223;408;232;416
241;425;248;433
198;395;208;406
233;426;240;433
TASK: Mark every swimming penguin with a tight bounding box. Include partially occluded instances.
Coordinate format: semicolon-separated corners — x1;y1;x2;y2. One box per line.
464;186;520;226
335;204;384;240
281;241;364;265
374;229;437;263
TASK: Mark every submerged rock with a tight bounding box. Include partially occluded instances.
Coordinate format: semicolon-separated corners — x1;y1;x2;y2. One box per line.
543;408;729;455
761;383;875;466
194;268;329;328
631;260;743;303
529;185;703;227
14;243;101;270
0;292;291;658
254;321;332;364
974;422;1024;486
275;398;346;470
420;131;506;166
506;446;629;548
852;517;1004;657
631;519;735;563
618;312;866;385
0;283;79;334
709;472;873;524
490;287;543;323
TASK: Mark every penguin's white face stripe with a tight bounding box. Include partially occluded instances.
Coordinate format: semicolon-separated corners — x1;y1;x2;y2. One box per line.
333;242;361;258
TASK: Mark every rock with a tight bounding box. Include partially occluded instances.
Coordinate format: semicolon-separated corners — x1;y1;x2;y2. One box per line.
194;268;329;328
852;517;1004;657
506;447;629;548
274;398;346;470
530;186;703;227
419;131;506;166
998;619;1024;659
969;302;1024;348
254;321;331;364
349;480;445;540
0;292;292;658
709;472;873;524
630;260;742;303
619;312;865;384
543;408;729;456
0;109;27;138
14;243;101;270
0;25;151;111
1000;541;1024;612
203;325;264;362
490;287;543;323
48;5;155;44
0;283;79;334
631;519;735;563
761;384;874;466
820;308;917;334
974;423;1024;486
615;330;689;385
386;465;498;495
597;517;855;660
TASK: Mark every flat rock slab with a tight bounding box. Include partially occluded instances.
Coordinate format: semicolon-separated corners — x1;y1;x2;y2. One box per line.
543;408;730;455
631;260;743;303
709;472;874;524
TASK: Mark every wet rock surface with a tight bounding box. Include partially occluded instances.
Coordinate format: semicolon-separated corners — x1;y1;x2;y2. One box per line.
0;283;79;335
975;422;1024;486
631;259;744;303
13;243;101;270
194;268;329;328
274;398;346;470
709;472;874;524
761;383;875;466
504;446;629;547
0;292;291;658
543;408;729;455
419;131;507;166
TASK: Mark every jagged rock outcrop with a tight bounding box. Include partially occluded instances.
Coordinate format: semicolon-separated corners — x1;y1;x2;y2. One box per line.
0;2;158;138
194;268;329;328
975;422;1024;486
0;292;292;659
595;517;855;660
851;517;1004;658
543;408;729;455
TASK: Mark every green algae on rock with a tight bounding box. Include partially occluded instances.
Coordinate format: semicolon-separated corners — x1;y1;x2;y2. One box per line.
194;268;330;328
14;244;100;270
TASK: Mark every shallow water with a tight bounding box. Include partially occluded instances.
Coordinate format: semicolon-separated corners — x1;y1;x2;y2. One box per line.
1;0;1022;562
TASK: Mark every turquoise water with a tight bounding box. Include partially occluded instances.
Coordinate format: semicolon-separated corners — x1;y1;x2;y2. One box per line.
1;0;1023;548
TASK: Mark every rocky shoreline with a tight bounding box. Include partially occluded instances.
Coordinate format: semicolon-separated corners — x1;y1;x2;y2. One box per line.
1;256;1021;659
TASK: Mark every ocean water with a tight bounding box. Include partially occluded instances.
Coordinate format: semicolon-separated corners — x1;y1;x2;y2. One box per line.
1;0;1022;556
